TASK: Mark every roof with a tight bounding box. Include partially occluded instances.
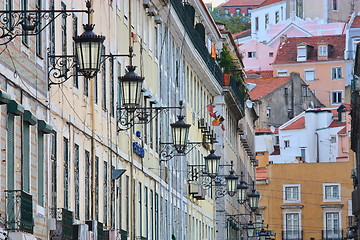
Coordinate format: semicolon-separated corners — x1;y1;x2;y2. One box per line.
246;70;274;78
328;120;346;128
222;0;264;7
233;29;251;39
245;76;290;100
259;0;283;7
351;16;360;28
255;128;278;134
282;117;305;130
256;167;268;181
273;35;345;65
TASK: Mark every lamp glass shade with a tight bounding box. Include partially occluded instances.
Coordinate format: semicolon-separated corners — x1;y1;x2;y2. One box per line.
237;180;248;204
120;66;144;109
247;221;255;237
248;189;260;211
225;170;238;196
170;116;191;153
73;24;105;79
204;150;221;178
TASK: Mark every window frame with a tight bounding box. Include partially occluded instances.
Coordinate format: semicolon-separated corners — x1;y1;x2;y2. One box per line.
283;184;301;203
297;46;307;61
331;90;343;105
331;67;342;80
284;140;290;148
323;183;341;202
318;45;328;57
304;68;315;81
277;69;288;77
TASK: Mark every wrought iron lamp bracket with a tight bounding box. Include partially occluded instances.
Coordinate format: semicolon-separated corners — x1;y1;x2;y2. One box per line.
159;141;205;161
0;9;89;46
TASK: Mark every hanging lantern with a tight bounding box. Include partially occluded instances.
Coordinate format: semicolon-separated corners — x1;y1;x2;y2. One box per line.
170;115;191;153
225;170;238;197
248;189;260;212
237;175;248;204
204;149;221;178
247;221;255;237
73;24;105;79
120;66;144;110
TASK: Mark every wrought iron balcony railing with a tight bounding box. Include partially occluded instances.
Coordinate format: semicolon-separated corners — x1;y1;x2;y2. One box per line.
5;190;34;233
229;75;245;110
282;230;303;240
321;229;343;240
170;0;223;86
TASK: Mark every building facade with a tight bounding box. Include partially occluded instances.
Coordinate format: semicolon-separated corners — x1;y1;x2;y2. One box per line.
0;0;256;240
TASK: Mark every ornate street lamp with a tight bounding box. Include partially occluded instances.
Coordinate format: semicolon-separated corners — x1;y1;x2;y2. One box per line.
73;1;105;79
259;229;268;240
119;66;145;110
237;172;248;204
170;115;191;154
204;149;221;178
248;189;260;212
225;169;239;197
247;221;255;237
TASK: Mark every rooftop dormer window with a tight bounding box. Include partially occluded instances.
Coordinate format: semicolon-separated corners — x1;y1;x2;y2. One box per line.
318;45;328;57
297;46;307;61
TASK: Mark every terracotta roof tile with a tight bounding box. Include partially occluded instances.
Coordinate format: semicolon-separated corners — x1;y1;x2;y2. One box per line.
351;16;360;28
233;29;251;39
329;120;346;128
246;70;274;78
255;128;279;134
245;76;290;100
256;167;268;181
223;0;264;6
260;0;284;7
282;117;305;130
273;35;345;65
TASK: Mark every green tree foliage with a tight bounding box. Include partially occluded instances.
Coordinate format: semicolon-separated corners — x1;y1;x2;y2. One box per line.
209;6;251;34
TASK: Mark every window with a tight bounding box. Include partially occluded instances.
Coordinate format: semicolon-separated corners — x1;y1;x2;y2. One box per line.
284;140;290;148
297;46;307;61
22;0;29;45
296;0;303;18
36;0;42;56
304;69;315;81
301;86;308;97
248;52;256;58
318;46;328;57
325;212;340;239
255;17;259;31
265;14;269;28
277;70;288;76
283;185;300;202
331;67;342;80
332;0;338;10
85;150;90;220
102;45;107;110
323;184;340;201
72;14;78;88
285;213;301;240
224;8;229;15
235;8;241;16
247;8;252;16
256;152;265;156
74;144;80;219
104;161;108;226
269;52;274;57
330;136;336;143
266;107;271;117
63;137;69;209
275;11;280;23
95;156;99;219
331;91;342;105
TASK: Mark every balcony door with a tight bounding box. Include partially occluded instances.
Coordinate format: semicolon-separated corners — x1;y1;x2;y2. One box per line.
325;212;340;240
285;213;300;240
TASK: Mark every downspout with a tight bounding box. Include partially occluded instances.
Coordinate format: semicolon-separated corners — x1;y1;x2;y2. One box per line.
291;74;294;118
315;132;319;162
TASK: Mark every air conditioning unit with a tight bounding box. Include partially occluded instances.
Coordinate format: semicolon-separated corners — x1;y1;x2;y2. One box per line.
147;6;156;16
189;182;200;194
154;15;162;24
143;0;151;8
73;224;89;240
193;187;206;200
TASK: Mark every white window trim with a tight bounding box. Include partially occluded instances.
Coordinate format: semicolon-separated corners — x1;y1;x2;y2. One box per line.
331;66;342;80
277;69;288;77
283;209;302;233
297;46;307;61
304;68;315;81
322;208;342;234
283;184;301;203
331;90;343;105
318;46;328;57
323;183;341;202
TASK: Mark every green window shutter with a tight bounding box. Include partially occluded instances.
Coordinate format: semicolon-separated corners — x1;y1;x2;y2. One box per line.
85;150;90;220
63;137;69;210
7;113;15;190
37;133;44;206
95;156;99;220
23;122;30;193
74;144;79;220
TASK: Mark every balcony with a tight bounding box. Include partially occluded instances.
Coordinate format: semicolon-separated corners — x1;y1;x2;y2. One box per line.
321;230;343;240
282;230;303;240
228;75;245;109
50;208;74;240
5;190;34;234
170;0;223;86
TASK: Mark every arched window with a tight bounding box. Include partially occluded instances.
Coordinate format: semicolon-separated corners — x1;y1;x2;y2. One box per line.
235;8;241;16
224;8;229;16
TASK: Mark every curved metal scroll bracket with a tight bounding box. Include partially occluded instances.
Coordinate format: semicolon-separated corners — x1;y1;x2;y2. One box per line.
48;54;77;87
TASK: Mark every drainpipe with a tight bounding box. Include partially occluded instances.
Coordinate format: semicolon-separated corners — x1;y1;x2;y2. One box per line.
315;132;319;162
